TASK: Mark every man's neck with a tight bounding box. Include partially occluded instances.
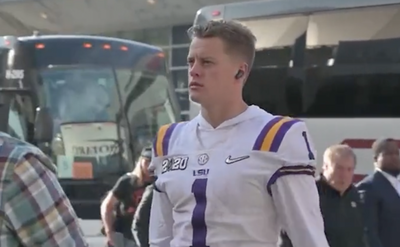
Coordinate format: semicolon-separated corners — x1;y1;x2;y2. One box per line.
201;100;248;128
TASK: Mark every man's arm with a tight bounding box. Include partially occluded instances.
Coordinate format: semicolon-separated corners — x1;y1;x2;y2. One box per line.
267;120;329;247
357;182;383;247
133;184;154;247
3;153;87;247
271;173;329;247
101;174;130;234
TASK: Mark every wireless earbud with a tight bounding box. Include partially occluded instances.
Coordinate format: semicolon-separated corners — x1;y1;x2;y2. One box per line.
235;70;244;79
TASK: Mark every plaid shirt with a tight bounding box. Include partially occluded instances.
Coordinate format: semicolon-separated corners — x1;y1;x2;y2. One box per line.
0;133;88;247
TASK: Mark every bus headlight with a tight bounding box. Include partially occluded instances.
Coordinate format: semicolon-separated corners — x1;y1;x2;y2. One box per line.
51;134;65;155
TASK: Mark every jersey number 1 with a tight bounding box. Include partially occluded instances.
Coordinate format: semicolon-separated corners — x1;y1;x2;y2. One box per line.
191;178;209;247
189;132;312;246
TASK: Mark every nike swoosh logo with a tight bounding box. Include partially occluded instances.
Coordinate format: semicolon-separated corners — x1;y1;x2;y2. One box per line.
225;155;250;164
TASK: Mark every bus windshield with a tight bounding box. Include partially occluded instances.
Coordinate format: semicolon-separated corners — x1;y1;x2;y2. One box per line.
20;36;177;136
3;36;178;179
40;66;119;127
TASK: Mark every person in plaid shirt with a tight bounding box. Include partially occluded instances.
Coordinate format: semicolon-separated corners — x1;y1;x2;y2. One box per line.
0;132;88;247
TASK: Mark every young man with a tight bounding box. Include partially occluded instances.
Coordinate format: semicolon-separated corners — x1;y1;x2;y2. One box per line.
280;144;367;247
0;132;87;246
148;20;329;247
357;138;400;247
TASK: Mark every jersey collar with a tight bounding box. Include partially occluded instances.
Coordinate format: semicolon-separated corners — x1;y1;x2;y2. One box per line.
195;105;264;130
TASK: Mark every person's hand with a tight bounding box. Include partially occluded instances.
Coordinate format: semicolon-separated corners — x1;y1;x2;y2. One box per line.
105;230;114;246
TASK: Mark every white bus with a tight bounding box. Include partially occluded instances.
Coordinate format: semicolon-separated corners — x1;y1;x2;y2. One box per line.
194;0;400;181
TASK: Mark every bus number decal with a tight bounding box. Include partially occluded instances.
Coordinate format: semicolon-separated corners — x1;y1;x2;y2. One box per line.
6;70;24;79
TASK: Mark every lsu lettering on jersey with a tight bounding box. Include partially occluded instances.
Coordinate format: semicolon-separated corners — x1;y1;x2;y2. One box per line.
149;106;329;247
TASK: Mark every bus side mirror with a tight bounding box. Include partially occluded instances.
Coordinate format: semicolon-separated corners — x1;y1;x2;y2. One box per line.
34;107;53;143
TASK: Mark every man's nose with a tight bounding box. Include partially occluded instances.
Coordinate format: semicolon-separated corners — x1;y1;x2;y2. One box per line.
189;63;201;78
190;70;200;78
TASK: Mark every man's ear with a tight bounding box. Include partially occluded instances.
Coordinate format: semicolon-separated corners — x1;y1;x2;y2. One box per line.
322;162;329;172
240;63;249;76
236;63;249;82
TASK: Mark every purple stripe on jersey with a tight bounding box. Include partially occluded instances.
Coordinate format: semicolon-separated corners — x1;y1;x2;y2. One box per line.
267;165;315;196
253;116;283;150
162;123;178;156
269;119;301;152
152;136;158;157
191;178;209;247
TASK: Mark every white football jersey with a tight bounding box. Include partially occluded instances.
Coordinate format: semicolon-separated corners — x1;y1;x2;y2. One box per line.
149;106;329;247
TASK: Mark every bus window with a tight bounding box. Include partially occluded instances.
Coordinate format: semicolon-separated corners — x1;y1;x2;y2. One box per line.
7;96;28;140
240;14;308;117
303;6;400;118
243;67;299;116
122;69;176;148
40;67;119;131
304;69;400;117
240;4;400;118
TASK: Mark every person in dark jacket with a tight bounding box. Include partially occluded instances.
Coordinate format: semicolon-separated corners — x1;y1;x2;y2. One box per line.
279;144;367;247
357;138;400;247
133;184;154;247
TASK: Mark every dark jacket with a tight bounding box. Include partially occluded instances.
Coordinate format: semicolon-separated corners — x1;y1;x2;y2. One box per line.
133;184;154;247
357;171;400;247
279;177;367;247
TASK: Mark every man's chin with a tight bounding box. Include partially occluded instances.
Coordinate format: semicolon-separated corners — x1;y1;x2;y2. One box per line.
189;94;201;104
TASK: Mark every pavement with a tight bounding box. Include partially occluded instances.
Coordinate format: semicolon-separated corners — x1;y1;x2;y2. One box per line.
79;219;107;246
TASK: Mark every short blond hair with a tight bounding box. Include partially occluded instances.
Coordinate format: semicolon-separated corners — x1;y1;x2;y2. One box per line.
187;20;257;70
323;144;357;166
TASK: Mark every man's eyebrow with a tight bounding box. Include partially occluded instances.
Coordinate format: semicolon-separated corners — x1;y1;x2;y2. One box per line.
187;56;214;60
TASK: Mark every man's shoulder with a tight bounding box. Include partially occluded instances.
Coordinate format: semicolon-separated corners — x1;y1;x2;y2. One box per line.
255;113;307;144
153;121;190;157
114;173;135;186
356;174;382;199
0;133;55;182
254;115;313;162
356;173;376;188
156;121;190;137
0;133;36;171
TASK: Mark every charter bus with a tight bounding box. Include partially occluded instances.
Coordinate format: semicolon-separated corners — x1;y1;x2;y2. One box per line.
0;34;179;243
194;0;400;181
